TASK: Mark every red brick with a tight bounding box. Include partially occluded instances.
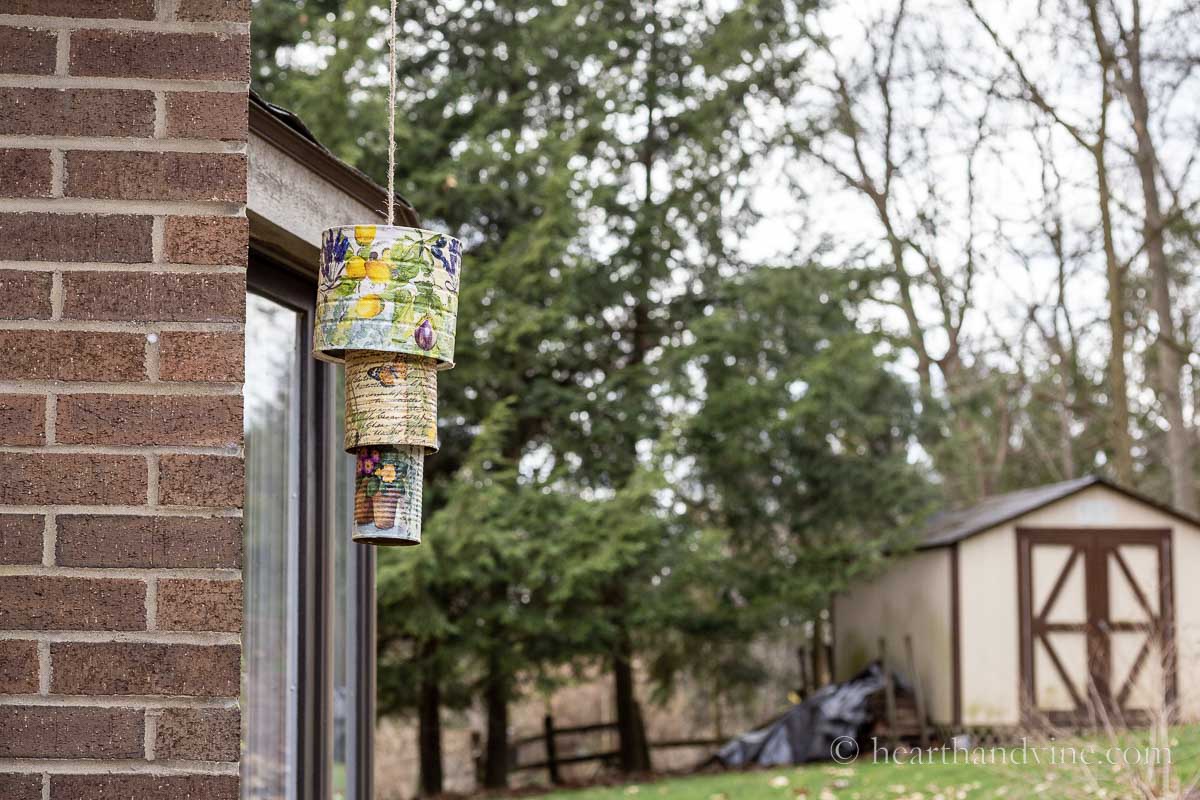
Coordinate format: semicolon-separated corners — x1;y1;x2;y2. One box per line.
0;395;45;445
177;0;250;21
65;151;246;203
0;515;43;565
51;643;239;697
51;775;238;800
0;331;146;382
154;707;239;761
62;272;244;322
159;455;242;508
0;150;51;199
0;453;146;505
157;579;241;632
0;213;152;263
0;576;145;631
0;28;56;76
70;31;249;82
0;88;155;137
165;92;247;141
164;215;247;266
5;0;155;17
0;640;39;693
57;515;241;569
0;706;143;759
0;270;52;319
56;394;241;447
0;775;40;800
159;332;243;382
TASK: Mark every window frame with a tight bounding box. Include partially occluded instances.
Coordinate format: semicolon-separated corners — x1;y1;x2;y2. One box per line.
247;252;376;800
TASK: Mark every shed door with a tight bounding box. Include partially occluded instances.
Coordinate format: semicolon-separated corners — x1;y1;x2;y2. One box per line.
1017;528;1176;726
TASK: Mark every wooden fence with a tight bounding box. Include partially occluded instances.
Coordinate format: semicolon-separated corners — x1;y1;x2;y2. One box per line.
490;716;725;785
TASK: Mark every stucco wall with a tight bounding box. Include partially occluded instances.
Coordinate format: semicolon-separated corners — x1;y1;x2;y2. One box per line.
957;484;1200;725
247;133;382;251
833;547;954;723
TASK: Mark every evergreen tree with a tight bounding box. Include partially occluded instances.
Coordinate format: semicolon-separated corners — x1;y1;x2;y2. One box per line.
253;0;928;791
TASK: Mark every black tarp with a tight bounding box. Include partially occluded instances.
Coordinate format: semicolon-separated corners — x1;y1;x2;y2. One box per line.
715;662;906;767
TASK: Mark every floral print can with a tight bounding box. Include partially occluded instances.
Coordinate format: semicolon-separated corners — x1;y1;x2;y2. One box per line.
353;445;424;545
314;225;462;368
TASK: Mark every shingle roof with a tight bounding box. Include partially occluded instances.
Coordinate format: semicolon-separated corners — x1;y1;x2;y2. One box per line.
918;475;1196;548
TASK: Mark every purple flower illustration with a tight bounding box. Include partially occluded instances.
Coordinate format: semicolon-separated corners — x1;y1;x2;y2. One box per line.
414;317;437;351
321;230;351;284
430;236;459;278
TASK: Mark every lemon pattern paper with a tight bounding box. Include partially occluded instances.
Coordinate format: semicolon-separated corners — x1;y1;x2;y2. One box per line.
314;225;461;367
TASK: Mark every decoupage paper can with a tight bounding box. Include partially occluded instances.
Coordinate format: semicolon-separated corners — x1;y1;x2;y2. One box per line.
344;350;438;453
315;225;461;367
353;444;424;545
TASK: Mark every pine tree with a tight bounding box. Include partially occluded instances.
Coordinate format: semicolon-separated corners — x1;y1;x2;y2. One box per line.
252;0;929;790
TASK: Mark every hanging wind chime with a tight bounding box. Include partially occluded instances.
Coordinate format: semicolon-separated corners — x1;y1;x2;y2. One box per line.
312;0;463;545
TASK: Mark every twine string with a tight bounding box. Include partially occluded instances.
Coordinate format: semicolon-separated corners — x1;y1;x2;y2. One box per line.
387;0;398;225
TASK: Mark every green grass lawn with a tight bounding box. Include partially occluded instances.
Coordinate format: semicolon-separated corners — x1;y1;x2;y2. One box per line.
535;727;1200;800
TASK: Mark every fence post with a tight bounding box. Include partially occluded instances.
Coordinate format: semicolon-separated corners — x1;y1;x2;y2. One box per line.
904;634;931;747
544;714;562;785
471;730;484;788
879;637;897;751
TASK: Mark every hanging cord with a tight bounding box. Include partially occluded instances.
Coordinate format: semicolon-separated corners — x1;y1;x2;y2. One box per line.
386;0;398;225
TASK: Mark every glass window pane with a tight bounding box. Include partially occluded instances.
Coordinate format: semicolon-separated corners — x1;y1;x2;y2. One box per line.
329;367;357;800
243;293;302;800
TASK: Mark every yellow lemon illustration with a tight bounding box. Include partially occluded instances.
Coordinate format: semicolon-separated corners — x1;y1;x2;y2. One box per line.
345;255;366;279
379;464;397;483
354;225;376;246
355;294;383;318
365;260;391;281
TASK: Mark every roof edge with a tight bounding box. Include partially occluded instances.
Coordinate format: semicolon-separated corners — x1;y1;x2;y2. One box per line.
248;91;420;228
916;474;1200;550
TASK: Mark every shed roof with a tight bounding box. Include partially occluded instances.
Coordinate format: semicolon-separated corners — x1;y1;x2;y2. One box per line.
918;475;1198;548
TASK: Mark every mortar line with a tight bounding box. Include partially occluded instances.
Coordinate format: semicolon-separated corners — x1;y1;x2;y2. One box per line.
37;641;50;695
41;510;56;567
48;150;64;197
0;695;239;709
0;15;247;35
0;630;239;645
0;199;244;215
54;30;69;76
0;262;246;273
153;93;167;139
48;273;63;321
0;566;240;580
0;381;243;395
0;759;239;776
0;137;247;155
0;76;245;92
0;506;242;517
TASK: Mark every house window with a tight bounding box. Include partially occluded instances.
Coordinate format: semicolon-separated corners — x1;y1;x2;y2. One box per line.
243;258;376;800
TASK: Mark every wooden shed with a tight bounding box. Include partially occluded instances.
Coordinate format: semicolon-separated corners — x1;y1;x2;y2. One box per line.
832;476;1200;729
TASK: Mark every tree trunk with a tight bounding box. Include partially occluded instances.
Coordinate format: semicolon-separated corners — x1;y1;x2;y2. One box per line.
482;650;509;789
811;614;831;686
1119;4;1195;511
613;629;650;773
1095;144;1133;484
417;667;444;796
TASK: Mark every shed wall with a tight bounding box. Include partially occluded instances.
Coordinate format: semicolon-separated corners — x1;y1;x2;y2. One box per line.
957;484;1200;725
832;547;954;724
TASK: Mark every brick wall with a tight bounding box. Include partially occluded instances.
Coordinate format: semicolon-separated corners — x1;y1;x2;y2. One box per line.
0;1;249;798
